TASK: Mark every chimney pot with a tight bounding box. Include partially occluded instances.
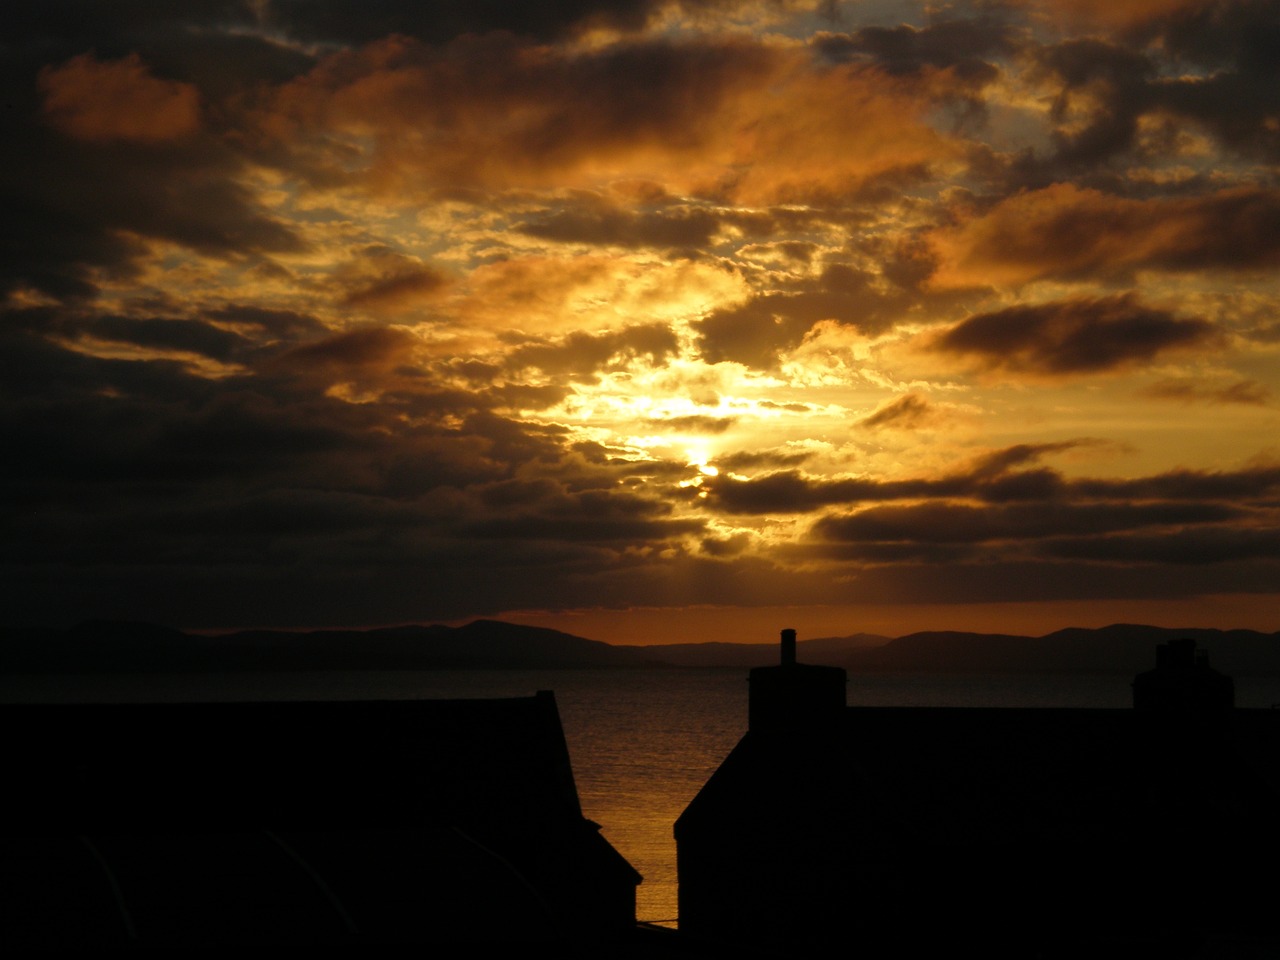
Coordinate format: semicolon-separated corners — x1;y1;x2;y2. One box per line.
780;628;796;666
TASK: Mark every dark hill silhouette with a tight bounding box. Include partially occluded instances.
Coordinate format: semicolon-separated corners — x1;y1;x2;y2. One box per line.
846;623;1280;676
1;619;1277;675
620;633;891;668
0;619;649;674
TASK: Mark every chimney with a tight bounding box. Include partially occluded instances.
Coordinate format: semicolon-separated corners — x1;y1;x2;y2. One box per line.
748;628;846;733
1132;639;1234;712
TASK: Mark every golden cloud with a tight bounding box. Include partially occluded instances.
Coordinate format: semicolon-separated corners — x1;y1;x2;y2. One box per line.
928;183;1280;287
257;33;962;204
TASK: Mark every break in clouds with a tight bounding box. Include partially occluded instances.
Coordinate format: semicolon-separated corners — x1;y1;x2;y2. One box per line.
2;0;1278;630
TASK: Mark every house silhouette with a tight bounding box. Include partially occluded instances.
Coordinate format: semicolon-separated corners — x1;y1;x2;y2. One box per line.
676;632;1280;956
0;691;640;947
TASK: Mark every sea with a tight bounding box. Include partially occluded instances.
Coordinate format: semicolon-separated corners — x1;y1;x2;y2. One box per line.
6;666;1280;927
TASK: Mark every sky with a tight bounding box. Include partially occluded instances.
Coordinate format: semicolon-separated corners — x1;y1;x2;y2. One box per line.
3;0;1278;644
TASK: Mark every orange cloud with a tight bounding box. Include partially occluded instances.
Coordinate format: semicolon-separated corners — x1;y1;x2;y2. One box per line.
258;33;960;204
928;294;1218;376
1028;0;1209;31
332;250;450;314
270;325;421;383
928;183;1280;287
39;53;200;142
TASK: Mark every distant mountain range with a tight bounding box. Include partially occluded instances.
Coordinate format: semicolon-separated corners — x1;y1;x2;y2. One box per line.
1;619;1278;676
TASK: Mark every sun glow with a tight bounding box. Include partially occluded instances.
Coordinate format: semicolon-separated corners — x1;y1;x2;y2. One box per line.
9;0;1279;645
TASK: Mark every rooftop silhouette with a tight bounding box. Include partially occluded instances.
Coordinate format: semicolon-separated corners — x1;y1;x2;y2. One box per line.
676;633;1280;956
0;692;640;947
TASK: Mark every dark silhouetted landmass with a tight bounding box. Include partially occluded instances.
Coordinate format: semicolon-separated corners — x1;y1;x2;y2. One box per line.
844;623;1280;676
1;619;1277;675
625;633;892;668
0;619;650;674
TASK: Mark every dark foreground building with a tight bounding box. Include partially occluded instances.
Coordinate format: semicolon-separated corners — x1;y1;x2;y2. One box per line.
1;691;640;948
676;633;1280;957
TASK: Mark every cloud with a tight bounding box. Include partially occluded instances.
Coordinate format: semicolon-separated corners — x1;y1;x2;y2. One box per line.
506;323;679;381
85;315;258;363
1143;377;1271;406
859;393;939;430
1029;38;1153;168
645;415;734;433
206;305;328;340
39;53;201;143
813;18;1016;86
1070;465;1280;502
700;453;1280;525
1040;525;1280;565
270;325;421;381
0;117;305;301
813;500;1242;544
715;449;812;471
1029;0;1209;32
694;264;887;369
517;201;722;249
698;441;1139;515
257;32;960;204
5;2;1279;630
261;0;671;44
929;295;1218;376
337;255;449;313
930;185;1280;286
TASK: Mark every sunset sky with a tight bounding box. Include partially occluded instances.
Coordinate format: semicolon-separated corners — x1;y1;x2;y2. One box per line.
4;0;1278;643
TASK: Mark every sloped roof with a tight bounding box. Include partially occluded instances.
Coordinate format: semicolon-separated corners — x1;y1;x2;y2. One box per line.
676;706;1280;952
1;693;640;947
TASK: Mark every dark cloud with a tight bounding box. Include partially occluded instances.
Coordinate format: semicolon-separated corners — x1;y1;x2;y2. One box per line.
1032;38;1154;168
1070;465;1280;502
804;486;1279;574
700;531;752;556
935;186;1280;285
85;316;258;363
1039;525;1280;565
340;265;449;312
813;500;1243;544
260;32;781;197
698;470;883;514
460;491;705;544
1;113;305;301
783;553;1280;605
270;326;421;377
518;203;722;249
7;0;679;61
206;305;328;340
757;400;813;412
964;442;1085;478
266;0;666;44
507;323;679;381
859;393;937;429
714;449;812;471
813;17;1017;85
1143;378;1271;406
645;415;734;433
930;295;1217;375
698;441;1227;515
694;264;880;369
0;310;717;624
1123;0;1280;160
